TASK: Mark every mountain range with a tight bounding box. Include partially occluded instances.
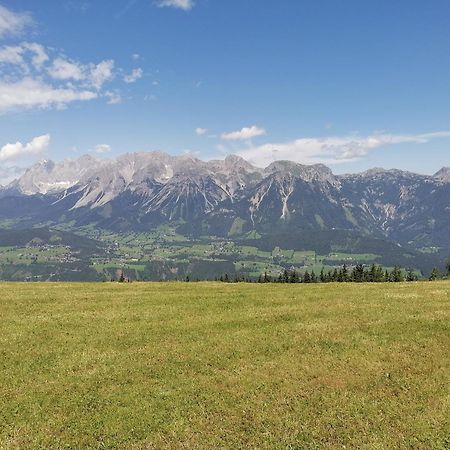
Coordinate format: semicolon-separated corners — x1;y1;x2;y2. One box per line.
1;152;450;252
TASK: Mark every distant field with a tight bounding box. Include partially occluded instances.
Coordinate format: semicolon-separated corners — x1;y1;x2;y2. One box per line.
1;282;449;449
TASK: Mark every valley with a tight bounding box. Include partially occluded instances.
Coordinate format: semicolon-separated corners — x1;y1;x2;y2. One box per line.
0;152;449;281
0;224;438;281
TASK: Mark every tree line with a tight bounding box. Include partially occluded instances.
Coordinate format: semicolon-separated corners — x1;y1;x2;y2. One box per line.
216;262;450;284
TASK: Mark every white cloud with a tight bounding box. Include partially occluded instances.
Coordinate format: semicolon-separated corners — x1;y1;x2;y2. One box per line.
89;59;114;90
0;78;97;112
0;5;33;38
124;68;143;83
48;57;85;81
195;127;207;136
0;134;50;163
236;131;450;167
221;125;267;141
93;144;111;154
22;43;49;68
132;53;140;61
0;165;25;186
0;42;49;72
156;0;195;10
0;45;24;65
0;8;143;114
0;38;140;112
105;91;122;105
47;57;115;90
0;42;120;112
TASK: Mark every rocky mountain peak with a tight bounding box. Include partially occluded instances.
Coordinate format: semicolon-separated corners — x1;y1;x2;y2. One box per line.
35;159;55;171
7;155;104;195
264;160;338;186
358;167;421;179
434;167;450;182
223;154;257;172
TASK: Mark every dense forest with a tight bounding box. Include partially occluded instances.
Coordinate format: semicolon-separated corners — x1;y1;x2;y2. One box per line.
213;263;450;284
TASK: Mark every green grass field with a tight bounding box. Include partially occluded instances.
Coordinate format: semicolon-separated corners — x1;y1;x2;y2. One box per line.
1;282;449;449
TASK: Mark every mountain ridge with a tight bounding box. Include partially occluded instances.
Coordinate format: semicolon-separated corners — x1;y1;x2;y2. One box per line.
5;151;449;194
1;151;450;251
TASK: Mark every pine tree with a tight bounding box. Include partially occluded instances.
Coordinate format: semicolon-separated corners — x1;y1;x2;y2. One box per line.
303;270;311;283
311;270;317;283
352;264;365;282
342;264;348;282
319;267;325;283
375;265;384;282
331;268;338;282
429;267;440;281
391;266;403;282
368;264;377;282
289;270;299;283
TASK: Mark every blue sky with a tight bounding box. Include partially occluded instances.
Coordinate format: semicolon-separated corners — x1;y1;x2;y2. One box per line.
1;0;450;182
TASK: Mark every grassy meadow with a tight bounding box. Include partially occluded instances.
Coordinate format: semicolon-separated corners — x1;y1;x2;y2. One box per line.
1;282;449;449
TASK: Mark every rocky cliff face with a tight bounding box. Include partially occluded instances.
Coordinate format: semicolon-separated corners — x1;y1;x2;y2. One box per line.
1;152;450;248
